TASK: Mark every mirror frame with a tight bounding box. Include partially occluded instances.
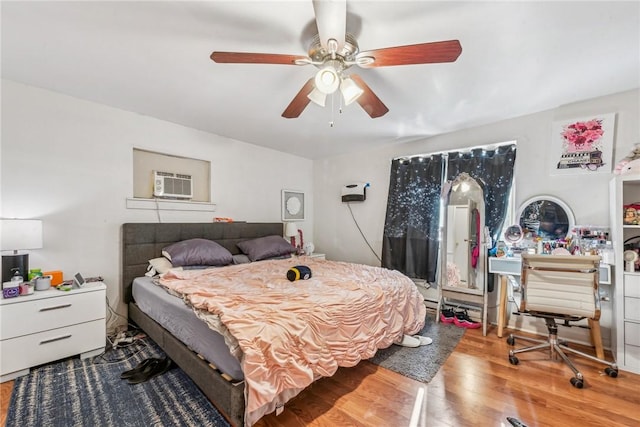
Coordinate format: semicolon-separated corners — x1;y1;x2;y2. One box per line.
516;195;575;240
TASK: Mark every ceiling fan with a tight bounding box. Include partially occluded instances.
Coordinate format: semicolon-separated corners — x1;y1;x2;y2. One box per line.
210;0;462;119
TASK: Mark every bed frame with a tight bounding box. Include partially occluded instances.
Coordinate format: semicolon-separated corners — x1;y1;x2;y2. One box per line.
121;222;284;427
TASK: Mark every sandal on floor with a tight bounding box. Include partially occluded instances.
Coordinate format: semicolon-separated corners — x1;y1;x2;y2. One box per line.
120;358;160;379
398;335;421;347
412;335;433;346
127;357;174;384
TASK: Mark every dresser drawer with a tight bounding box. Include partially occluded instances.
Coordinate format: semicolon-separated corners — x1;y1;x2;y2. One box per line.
625;275;640;298
488;257;521;275
625;297;640;322
625;321;640;347
0;319;105;376
0;290;105;339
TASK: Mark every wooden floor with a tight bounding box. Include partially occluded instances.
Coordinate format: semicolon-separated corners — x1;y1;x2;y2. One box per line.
2;325;639;427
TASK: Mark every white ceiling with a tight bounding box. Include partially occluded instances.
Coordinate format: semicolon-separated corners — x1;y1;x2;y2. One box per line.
2;1;639;159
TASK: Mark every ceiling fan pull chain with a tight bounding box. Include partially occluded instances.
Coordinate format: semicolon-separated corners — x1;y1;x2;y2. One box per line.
330;92;335;127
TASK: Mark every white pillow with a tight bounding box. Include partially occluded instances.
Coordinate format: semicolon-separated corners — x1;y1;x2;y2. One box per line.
148;257;174;275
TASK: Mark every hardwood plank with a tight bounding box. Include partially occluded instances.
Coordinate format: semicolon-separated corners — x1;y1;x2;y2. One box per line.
255;326;640;427
2;325;639;427
1;380;13;426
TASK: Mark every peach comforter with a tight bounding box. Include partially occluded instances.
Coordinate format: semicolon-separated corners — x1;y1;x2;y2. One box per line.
159;257;426;426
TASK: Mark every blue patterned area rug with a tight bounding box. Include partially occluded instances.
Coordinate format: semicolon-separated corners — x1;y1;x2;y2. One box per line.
6;338;230;427
369;313;466;383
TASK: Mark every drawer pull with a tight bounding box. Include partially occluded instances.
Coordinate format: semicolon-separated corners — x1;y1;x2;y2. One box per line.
39;304;72;312
40;334;72;345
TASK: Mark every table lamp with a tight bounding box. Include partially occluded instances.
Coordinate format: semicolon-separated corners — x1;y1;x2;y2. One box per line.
285;222;298;248
1;219;43;282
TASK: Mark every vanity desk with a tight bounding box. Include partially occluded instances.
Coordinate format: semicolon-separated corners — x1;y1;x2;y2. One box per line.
489;256;612;358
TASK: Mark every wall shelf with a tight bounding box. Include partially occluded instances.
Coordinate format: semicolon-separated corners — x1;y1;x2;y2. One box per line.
125;198;216;212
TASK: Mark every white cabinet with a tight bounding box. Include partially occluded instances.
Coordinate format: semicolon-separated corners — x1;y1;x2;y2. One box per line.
610;175;640;374
0;282;106;382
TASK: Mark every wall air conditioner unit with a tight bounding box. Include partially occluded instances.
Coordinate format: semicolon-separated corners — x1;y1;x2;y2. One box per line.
341;182;370;202
153;170;193;199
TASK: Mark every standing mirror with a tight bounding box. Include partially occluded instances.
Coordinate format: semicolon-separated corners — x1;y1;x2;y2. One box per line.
439;172;488;336
441;173;486;294
517;196;575;240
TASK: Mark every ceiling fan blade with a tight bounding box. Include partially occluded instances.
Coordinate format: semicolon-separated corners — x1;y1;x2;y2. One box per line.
211;51;309;65
312;0;346;50
356;40;462;68
350;74;389;118
282;78;316;118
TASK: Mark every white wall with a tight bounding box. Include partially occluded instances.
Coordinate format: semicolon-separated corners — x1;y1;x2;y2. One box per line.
315;89;639;264
313;88;639;347
1;80;313;332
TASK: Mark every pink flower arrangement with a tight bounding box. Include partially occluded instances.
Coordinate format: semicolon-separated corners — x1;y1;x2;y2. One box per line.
561;119;604;152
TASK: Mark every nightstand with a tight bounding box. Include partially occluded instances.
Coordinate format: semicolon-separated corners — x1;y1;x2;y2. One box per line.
0;282;106;382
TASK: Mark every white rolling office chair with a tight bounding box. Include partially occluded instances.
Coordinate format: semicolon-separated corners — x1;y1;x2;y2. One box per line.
507;254;618;388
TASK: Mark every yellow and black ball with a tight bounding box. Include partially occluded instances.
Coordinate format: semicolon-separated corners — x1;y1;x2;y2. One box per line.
287;265;312;281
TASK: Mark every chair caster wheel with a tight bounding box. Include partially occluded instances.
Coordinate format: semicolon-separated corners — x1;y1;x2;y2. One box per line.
570;377;584;388
507;336;515;346
509;355;519;365
604;367;618;378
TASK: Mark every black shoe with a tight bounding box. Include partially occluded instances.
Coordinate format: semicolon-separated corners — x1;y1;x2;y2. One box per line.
440;307;455;324
120;358;159;379
453;309;482;329
127;357;173;385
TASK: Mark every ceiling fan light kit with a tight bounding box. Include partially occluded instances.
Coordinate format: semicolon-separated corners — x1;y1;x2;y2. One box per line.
340;77;364;106
307;87;327;107
210;0;462;119
314;63;340;94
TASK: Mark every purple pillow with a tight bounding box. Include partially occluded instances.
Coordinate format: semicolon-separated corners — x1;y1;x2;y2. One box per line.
232;254;251;265
162;238;233;267
237;235;296;262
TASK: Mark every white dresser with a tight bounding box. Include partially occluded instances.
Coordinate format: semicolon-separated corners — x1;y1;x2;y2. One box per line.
0;282;106;382
610;174;640;374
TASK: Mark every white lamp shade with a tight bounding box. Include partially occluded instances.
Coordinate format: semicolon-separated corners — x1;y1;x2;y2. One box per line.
285;222;298;237
307;88;327;107
340;77;364;105
1;219;43;251
314;65;340;94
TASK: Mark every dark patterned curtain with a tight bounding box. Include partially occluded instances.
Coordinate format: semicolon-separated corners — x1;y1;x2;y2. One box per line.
382;144;517;286
446;144;517;244
382;155;444;282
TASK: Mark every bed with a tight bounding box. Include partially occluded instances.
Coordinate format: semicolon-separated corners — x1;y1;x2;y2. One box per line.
121;222;425;426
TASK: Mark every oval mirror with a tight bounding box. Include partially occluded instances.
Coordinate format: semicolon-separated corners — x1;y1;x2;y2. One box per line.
516;196;575;240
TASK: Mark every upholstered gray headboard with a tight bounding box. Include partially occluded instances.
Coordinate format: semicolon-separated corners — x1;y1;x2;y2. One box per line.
121;222;283;303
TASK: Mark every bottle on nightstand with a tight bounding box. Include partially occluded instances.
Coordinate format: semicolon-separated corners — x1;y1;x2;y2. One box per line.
304;242;315;256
